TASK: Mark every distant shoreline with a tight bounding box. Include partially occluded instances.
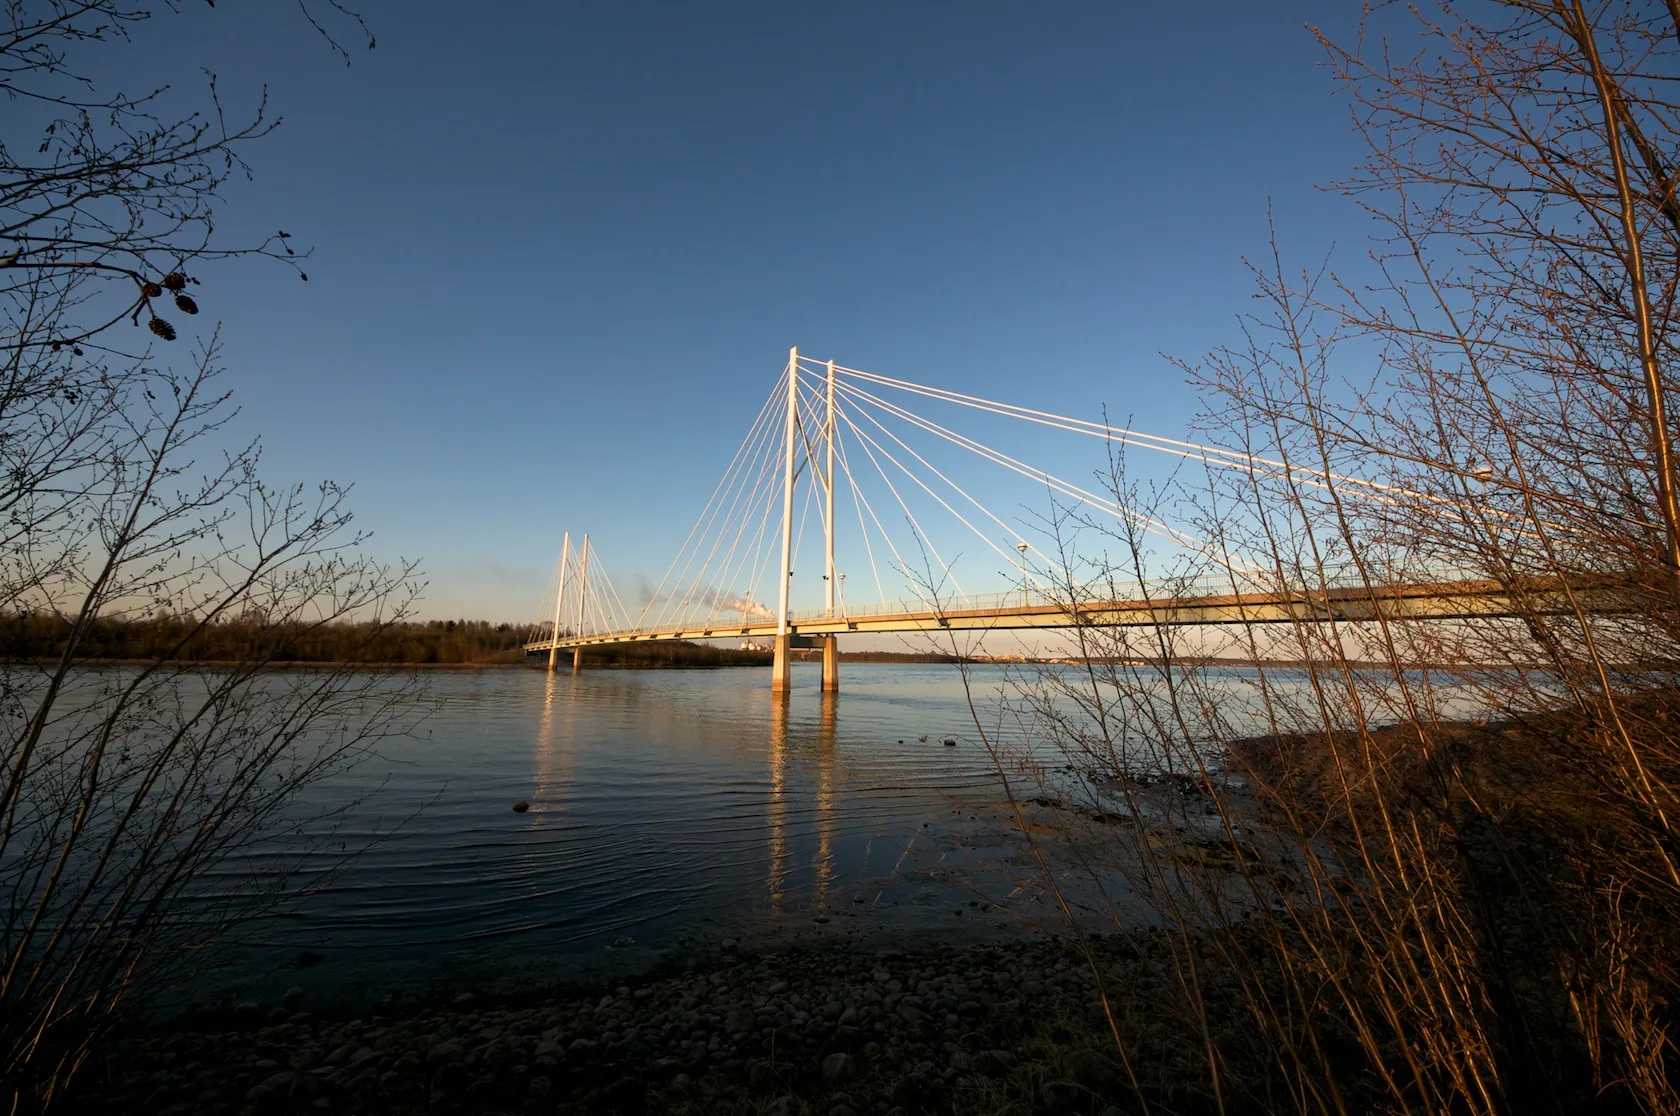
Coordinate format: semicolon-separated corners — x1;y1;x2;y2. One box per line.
8;657;527;670
9;654;1548;671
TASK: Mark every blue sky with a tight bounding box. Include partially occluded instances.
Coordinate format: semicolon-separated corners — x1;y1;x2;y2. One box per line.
88;1;1376;621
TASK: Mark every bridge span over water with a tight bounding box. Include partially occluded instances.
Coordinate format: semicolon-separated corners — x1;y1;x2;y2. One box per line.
526;349;1621;693
523;576;1573;684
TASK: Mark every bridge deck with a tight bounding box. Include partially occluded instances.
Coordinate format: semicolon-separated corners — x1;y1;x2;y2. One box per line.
524;577;1615;653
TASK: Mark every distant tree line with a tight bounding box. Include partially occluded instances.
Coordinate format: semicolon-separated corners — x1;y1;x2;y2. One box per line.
0;612;543;666
797;647;966;664
0;614;990;669
573;641;771;668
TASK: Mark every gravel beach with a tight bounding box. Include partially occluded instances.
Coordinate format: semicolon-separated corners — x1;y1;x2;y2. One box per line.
63;933;1185;1116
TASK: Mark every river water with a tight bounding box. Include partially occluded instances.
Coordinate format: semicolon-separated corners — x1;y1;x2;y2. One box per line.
197;662;1078;1010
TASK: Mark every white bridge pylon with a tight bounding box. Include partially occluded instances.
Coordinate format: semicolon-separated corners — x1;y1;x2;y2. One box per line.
525;349;1555;690
536;531;643;673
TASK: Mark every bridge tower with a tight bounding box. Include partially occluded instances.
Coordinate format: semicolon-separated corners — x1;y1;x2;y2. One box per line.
772;348;842;694
546;532;570;673
772;348;799;691
821;357;839;692
572;534;589;673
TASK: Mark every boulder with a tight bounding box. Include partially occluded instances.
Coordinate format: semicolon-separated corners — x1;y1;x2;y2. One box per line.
820;1051;855;1082
1042;1079;1100;1112
1067;1047;1121;1087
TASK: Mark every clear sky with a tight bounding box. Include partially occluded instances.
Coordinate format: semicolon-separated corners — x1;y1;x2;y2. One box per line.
85;1;1377;622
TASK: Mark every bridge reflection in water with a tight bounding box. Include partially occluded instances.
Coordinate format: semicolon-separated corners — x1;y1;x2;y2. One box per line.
767;691;838;913
529;671;575;819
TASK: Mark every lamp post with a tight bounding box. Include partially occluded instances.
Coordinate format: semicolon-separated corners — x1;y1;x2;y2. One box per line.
1017;541;1030;608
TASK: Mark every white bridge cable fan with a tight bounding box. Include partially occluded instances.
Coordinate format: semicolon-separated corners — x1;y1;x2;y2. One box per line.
538;349;1506;645
535;537;636;644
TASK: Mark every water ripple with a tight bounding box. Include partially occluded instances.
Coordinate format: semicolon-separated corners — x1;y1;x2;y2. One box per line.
196;663;1030;1002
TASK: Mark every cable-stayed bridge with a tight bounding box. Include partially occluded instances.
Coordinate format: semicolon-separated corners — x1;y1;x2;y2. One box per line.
525;349;1596;692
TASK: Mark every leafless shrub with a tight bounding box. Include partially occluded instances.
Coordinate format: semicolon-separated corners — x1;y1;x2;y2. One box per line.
971;4;1680;1114
2;5;412;1111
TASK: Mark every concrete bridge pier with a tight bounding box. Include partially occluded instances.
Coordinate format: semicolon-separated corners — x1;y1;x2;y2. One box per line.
771;634;791;692
820;636;839;692
572;647;583;673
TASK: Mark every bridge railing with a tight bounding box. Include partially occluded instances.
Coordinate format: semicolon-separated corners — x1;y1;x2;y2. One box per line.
785;564;1399;624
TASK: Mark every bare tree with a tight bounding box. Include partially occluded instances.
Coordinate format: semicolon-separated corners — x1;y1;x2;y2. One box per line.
986;4;1680;1115
1;5;414;1111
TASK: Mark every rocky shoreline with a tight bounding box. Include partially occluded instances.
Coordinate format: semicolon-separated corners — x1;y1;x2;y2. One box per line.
65;934;1173;1116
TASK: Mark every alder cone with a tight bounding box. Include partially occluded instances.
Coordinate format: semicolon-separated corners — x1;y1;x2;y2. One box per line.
141;281;163;298
162;272;187;291
147;317;176;341
174;294;198;315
